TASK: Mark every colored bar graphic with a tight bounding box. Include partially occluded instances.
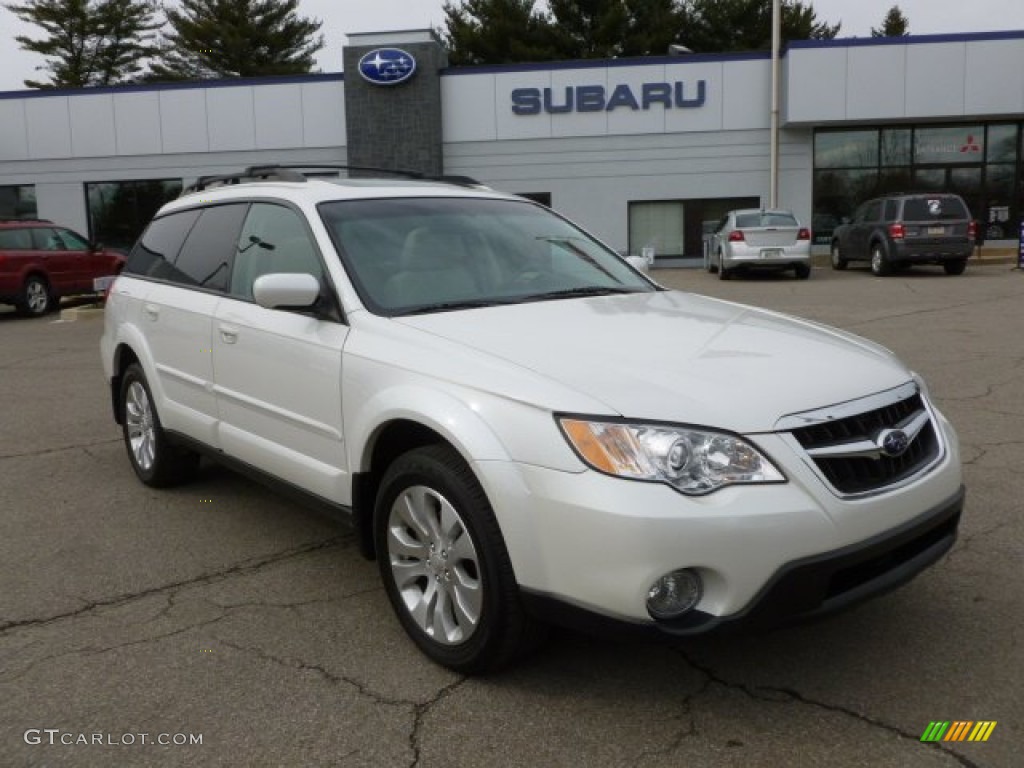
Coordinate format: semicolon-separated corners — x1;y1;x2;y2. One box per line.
921;720;996;742
921;722;950;742
967;722;997;742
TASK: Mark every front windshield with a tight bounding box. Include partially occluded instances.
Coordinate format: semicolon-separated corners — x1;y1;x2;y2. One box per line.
318;197;655;315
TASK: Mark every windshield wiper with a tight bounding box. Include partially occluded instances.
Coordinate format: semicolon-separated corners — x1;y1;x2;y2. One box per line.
394;298;520;316
521;286;639;302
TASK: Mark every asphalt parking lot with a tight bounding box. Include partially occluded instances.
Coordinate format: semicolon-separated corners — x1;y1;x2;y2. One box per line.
1;262;1021;767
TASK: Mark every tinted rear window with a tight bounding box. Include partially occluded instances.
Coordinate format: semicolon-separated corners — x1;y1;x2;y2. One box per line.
903;197;968;221
173;204;248;291
735;212;798;228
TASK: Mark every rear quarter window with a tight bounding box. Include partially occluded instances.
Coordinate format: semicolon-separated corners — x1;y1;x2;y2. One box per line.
903;197;968;221
0;229;33;249
125;209;201;280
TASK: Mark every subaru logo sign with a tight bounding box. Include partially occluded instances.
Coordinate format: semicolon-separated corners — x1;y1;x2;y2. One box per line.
358;48;416;86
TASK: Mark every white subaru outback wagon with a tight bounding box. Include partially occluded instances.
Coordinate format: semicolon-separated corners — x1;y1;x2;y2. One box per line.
101;166;964;672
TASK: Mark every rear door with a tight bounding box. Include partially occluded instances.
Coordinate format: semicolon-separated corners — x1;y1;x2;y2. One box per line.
737;211;800;251
848;200;882;259
901;196;971;249
213;202;349;502
29;227;77;294
51;228;95;293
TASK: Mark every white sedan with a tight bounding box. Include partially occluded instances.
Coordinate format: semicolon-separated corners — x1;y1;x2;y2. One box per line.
710;208;812;280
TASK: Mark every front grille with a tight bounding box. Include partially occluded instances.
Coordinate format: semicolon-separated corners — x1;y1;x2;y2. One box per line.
790;392;940;495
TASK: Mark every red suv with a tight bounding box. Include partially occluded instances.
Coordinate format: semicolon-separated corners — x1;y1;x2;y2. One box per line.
0;219;125;316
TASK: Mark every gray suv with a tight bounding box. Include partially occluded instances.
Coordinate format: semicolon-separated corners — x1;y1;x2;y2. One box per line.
830;193;976;276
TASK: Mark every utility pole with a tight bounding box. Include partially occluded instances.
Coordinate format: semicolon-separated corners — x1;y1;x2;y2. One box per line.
769;0;781;208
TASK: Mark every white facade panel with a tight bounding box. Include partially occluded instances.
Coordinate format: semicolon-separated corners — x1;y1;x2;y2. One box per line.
965;39;1024;115
905;42;967;117
720;60;768;130
441;75;498;142
550;67;608;138
25;97;72;159
159;89;209;154
847;45;906;120
207;87;256;151
113;92;162;156
253;84;306;149
69;94;116;157
496;71;553;140
0;100;29;161
300;81;346;148
786;47;847;123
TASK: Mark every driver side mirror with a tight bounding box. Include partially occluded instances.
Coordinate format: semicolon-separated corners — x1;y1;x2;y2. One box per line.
252;272;321;310
625;255;649;273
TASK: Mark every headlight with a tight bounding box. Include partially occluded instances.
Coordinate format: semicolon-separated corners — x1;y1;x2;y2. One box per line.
558;417;785;495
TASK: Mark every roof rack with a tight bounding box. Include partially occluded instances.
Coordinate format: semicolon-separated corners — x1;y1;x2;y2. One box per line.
182;164;484;194
0;217;52;224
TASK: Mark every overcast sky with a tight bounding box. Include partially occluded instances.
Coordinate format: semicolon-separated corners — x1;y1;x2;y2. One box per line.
1;0;1023;92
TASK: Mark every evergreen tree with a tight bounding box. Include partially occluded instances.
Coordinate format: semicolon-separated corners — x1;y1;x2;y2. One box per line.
681;0;840;53
871;5;909;37
148;0;323;80
442;0;563;65
6;0;160;88
547;0;685;59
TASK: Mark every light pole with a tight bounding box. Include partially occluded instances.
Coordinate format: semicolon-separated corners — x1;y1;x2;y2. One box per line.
769;0;781;208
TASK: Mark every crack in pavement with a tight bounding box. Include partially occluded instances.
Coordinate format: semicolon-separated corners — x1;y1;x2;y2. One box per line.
674;649;983;768
0;535;351;636
408;677;468;768
632;675;710;766
0;437;121;461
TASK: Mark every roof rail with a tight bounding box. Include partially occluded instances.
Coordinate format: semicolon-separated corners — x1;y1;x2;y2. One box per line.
181;164;484;195
0;217;53;224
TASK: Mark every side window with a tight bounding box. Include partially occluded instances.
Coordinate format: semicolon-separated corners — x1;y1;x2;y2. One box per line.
230;203;323;300
884;199;900;220
852;203;867;224
56;229;90;250
864;201;883;222
31;228;66;251
0;228;33;249
124;209;201;281
171;204;248;291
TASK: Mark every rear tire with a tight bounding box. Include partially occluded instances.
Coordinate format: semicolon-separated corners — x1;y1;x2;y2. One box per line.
16;275;52;316
120;363;199;487
717;252;731;280
943;259;967;276
870;244;892;276
375;444;545;673
830;242;848;271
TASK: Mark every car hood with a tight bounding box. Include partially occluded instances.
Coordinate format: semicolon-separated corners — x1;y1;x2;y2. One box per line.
393;290;911;433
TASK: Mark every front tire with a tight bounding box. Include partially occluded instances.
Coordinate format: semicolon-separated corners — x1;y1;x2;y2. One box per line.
870;244;892;276
17;275;52;316
943;259;967;275
375;445;543;673
120;363;199;487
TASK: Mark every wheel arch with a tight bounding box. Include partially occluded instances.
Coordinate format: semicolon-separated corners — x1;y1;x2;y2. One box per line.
349;391;513;560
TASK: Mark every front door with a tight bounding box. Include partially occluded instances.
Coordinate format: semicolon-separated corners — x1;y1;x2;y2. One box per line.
213;202;350;503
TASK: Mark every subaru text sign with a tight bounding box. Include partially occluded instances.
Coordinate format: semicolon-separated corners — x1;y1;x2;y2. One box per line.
511;80;706;115
358;48;417;86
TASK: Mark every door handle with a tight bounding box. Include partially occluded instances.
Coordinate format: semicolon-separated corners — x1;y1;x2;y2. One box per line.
219;325;239;344
143;304;159;320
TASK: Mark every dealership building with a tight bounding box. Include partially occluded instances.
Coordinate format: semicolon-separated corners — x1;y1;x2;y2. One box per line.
1;28;1022;262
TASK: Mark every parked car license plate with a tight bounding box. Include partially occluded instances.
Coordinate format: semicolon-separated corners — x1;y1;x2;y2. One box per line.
761;249;782;258
928;226;945;235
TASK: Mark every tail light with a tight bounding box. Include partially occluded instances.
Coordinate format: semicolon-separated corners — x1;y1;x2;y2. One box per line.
888;223;905;240
728;231;745;242
797;228;811;240
967;220;977;240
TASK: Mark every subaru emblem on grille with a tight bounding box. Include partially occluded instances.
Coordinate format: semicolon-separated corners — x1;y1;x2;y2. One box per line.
878;428;911;458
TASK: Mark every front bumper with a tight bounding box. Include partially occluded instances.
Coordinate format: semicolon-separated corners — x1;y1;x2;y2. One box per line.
477;413;962;635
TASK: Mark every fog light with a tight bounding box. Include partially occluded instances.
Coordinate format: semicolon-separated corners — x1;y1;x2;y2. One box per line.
647;569;703;620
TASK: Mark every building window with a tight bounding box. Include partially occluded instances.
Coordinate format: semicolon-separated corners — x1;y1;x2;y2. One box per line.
814;122;1022;242
629;201;685;258
86;179;182;252
0;185;37;219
